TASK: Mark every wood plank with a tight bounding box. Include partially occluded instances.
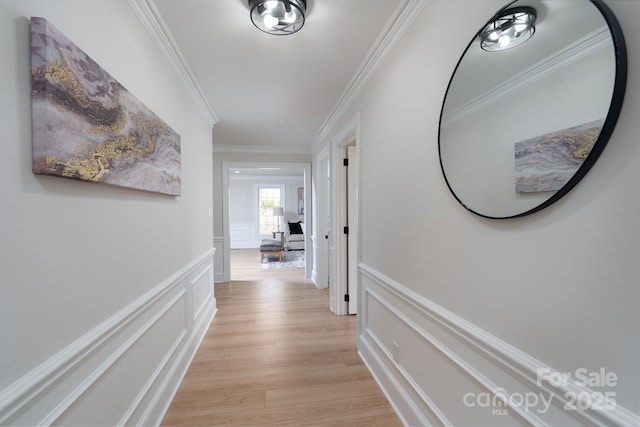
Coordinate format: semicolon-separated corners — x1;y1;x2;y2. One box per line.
161;248;401;426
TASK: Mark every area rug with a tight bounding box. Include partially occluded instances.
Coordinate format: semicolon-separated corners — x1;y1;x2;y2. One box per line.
259;250;305;269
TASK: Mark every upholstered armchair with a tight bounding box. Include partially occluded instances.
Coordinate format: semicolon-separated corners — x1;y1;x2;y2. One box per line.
285;221;305;250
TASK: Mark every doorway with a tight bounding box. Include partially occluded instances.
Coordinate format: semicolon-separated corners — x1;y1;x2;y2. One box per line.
221;162;312;283
330;114;360;315
345;145;358;314
315;147;331;306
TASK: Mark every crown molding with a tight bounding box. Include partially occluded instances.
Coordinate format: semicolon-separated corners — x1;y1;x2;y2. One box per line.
229;174;304;182
213;144;312;155
127;0;428;146
441;26;611;127
126;0;219;127
310;0;431;150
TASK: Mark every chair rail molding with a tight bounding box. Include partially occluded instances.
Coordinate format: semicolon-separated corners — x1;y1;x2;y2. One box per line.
358;263;639;427
0;249;216;426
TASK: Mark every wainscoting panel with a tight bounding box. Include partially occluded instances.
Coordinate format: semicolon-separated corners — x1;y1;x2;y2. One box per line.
192;264;214;321
358;264;639;427
230;224;257;249
213;236;226;283
0;249;216;427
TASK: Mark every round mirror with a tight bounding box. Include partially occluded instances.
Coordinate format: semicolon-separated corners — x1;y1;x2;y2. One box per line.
438;0;626;219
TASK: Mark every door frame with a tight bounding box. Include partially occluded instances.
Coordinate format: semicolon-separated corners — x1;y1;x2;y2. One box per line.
313;144;331;294
330;113;361;315
222;161;312;282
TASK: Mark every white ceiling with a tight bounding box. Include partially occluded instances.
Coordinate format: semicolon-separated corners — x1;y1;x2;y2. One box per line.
147;0;406;151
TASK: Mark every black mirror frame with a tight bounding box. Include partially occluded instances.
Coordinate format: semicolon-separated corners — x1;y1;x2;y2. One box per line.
438;0;627;219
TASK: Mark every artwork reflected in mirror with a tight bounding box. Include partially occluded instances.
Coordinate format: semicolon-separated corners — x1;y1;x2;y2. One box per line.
438;0;626;218
514;118;604;193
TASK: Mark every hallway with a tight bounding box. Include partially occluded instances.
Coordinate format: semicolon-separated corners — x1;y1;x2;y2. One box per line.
161;250;401;426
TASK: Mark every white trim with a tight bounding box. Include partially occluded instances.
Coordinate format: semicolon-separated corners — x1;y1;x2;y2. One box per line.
213;144;310;155
0;249;216;426
441;26;611;127
359;338;432;427
310;0;430;150
116;290;187;427
40;290;187;426
139;283;216;426
360;331;451;427
330;113;361;315
366;287;547;425
126;0;218;127
128;0;427;152
312;143;331;291
359;264;640;426
310;234;319;287
191;264;214;321
230;175;304;183
213;236;226;283
222;164;232;284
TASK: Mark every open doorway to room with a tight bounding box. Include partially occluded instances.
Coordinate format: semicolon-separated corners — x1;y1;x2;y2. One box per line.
221;162;312;283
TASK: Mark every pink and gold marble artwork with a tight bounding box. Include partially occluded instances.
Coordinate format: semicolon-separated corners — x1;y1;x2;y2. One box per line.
30;17;181;196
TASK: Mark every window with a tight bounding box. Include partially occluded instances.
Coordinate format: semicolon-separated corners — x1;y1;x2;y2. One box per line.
258;186;282;234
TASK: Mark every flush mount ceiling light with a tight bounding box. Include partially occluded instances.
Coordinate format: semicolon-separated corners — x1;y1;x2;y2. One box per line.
479;6;537;52
249;0;306;35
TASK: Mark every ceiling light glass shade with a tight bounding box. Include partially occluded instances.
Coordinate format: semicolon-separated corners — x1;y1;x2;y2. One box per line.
249;0;306;35
479;7;537;52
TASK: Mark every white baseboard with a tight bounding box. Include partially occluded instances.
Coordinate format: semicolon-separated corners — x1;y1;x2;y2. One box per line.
358;264;639;427
0;249;216;426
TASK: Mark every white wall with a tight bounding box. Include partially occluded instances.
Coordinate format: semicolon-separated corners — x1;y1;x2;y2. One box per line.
314;0;640;425
0;1;215;425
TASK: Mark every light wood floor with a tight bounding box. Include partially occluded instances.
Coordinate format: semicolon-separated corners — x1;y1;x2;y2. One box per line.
161;249;401;426
230;248;305;281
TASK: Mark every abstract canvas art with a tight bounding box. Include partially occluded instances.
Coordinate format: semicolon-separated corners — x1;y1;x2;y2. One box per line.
31;17;181;196
514;119;604;193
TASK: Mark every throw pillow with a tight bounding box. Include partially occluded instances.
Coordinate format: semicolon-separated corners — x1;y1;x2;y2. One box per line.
288;221;303;235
